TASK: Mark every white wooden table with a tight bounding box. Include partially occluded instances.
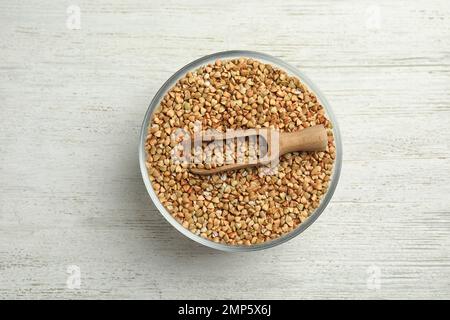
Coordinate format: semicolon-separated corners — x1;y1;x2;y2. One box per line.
1;0;449;299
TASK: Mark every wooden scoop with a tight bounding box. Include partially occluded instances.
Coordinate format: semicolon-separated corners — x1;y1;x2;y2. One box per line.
189;125;328;175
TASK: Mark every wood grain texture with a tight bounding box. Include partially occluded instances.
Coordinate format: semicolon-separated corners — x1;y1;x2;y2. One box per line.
0;0;449;299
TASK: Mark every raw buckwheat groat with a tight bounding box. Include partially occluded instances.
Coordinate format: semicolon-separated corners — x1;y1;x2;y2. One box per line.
145;58;335;245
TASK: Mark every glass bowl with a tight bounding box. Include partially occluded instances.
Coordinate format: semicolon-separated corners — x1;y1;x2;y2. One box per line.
139;50;342;252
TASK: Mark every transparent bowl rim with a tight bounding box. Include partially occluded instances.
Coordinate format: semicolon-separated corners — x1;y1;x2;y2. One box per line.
139;50;342;252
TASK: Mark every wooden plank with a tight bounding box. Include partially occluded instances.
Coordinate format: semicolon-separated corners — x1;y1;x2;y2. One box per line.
0;0;449;299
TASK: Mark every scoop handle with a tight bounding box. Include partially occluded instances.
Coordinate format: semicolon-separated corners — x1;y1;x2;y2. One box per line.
280;125;328;154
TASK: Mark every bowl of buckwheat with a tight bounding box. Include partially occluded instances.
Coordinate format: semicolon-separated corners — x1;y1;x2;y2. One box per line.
140;51;342;251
